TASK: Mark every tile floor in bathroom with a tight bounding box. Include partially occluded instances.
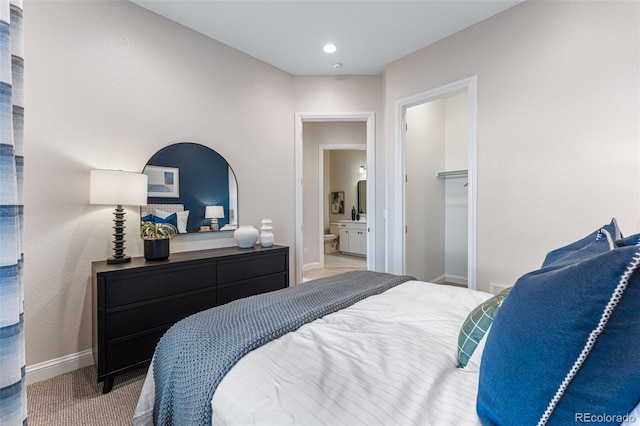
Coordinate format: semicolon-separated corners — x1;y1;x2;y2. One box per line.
302;252;366;282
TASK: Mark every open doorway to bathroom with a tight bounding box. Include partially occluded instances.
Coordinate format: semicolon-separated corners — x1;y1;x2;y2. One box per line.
305;143;368;281
299;122;367;282
295;112;376;284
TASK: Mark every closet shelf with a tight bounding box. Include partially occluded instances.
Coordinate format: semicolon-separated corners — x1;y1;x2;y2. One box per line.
435;169;468;178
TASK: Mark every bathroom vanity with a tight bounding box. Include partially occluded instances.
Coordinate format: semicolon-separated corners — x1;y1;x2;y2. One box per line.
338;220;367;257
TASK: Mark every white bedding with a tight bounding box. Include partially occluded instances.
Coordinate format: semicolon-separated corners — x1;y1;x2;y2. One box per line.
133;280;491;426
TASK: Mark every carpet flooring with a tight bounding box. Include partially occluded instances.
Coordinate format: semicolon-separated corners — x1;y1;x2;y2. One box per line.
27;365;147;426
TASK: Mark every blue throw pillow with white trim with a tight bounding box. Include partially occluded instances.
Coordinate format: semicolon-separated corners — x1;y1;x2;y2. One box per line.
477;233;640;425
541;218;620;268
153;213;178;229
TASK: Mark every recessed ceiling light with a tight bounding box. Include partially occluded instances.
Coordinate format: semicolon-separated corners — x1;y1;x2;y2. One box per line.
332;63;342;70
323;43;337;54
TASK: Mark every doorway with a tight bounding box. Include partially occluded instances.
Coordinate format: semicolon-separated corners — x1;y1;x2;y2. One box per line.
395;77;477;289
294;113;376;285
306;144;367;281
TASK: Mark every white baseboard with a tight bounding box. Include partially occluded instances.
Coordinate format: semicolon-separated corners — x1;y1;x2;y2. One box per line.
430;274;446;284
26;349;94;385
303;262;321;271
445;274;468;286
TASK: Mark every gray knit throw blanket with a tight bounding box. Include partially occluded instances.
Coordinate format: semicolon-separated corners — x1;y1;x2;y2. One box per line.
152;270;414;426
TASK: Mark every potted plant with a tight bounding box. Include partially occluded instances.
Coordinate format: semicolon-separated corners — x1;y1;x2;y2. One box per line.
140;221;177;261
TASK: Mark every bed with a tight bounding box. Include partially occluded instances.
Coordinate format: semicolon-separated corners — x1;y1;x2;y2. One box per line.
133;219;640;426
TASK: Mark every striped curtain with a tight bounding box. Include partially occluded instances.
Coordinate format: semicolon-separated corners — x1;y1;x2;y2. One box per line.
0;0;26;425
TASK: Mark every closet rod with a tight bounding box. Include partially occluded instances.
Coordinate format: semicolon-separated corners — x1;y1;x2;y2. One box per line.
435;169;468;178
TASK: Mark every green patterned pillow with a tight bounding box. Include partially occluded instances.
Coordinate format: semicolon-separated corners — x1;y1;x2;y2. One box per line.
457;288;511;368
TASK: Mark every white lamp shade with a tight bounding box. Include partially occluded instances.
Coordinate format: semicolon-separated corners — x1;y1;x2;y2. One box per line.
205;205;225;219
90;169;148;206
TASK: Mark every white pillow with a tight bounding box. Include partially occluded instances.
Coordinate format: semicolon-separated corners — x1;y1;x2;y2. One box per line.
155;209;189;233
464;324;490;372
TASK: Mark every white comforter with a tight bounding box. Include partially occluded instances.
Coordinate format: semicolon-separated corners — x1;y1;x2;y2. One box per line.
133;280;491;426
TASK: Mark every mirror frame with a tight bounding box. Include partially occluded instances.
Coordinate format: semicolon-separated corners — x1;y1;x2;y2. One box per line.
357;179;366;214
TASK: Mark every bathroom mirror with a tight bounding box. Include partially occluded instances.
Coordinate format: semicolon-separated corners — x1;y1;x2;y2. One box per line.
141;142;238;233
357;180;366;214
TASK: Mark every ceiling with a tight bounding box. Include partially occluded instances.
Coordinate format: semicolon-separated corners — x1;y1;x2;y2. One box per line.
130;0;523;76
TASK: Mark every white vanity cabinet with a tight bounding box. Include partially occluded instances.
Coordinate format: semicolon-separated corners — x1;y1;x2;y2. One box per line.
338;221;367;256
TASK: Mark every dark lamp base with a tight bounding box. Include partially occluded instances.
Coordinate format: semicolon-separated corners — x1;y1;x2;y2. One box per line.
108;205;131;264
107;256;131;264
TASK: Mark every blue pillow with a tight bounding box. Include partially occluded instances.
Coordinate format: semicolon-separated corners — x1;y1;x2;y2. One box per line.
477;234;640;425
153;213;178;229
141;214;153;222
541;218;620;268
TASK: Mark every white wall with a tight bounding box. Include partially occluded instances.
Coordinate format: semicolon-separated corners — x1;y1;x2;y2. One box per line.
301;121;365;267
444;93;468;171
444;93;469;284
405;101;446;282
24;0;294;367
385;0;640;292
444;176;468;284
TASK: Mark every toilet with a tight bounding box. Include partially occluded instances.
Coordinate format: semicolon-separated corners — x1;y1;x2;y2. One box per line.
324;223;340;254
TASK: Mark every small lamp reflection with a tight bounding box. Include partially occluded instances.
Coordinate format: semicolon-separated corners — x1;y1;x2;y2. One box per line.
205;205;225;231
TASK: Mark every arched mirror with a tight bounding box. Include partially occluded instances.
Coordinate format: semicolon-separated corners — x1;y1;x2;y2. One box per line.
141;142;238;234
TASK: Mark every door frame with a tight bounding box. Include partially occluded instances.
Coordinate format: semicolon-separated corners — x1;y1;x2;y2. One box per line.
394;76;477;289
295;112;375;284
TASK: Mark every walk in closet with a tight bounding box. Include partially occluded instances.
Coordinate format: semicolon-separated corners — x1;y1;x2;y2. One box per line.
405;92;469;285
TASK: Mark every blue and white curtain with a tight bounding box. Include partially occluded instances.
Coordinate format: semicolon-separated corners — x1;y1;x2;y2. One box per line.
0;0;26;424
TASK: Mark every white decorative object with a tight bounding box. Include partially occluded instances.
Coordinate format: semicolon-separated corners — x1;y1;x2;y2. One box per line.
260;219;274;248
234;225;259;248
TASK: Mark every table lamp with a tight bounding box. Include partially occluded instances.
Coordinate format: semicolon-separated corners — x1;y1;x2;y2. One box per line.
205;205;224;231
90;170;148;264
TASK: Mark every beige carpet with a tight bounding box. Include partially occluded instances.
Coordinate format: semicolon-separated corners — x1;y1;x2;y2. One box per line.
27;365;147;426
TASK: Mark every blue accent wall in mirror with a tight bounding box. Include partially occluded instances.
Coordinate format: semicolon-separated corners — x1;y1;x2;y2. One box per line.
142;142;238;233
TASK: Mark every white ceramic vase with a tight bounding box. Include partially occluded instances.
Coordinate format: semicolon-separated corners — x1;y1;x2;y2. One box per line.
260;219;274;248
234;225;259;248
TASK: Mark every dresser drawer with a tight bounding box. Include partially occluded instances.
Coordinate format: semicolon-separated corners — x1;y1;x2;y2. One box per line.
105;288;217;340
105;329;167;374
217;252;286;285
217;273;288;305
104;264;215;308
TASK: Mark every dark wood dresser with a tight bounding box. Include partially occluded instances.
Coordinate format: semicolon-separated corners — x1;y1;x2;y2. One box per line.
91;244;289;393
